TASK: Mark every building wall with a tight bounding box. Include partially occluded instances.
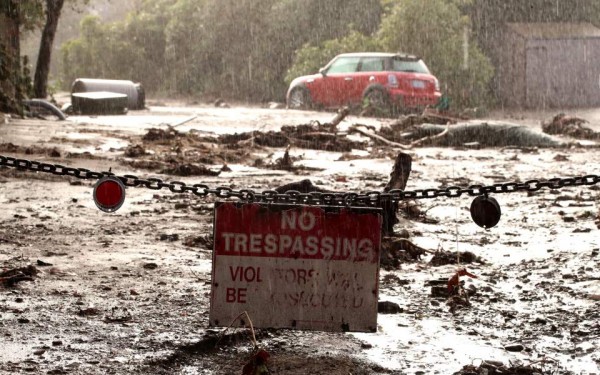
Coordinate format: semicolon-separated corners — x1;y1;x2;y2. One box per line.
525;38;600;108
497;29;600;108
496;30;527;108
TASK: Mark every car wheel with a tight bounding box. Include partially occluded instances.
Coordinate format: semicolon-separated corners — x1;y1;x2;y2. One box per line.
363;87;391;116
287;87;311;110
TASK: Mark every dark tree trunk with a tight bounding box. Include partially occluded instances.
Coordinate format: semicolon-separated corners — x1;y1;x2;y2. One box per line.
0;0;22;114
33;0;65;99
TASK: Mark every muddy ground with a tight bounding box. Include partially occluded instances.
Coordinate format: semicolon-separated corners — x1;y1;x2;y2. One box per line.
0;103;599;374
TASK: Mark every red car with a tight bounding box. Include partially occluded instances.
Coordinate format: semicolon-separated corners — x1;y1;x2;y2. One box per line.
286;52;442;113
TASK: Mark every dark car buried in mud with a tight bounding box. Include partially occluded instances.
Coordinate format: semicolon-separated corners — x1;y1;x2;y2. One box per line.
286;52;442;114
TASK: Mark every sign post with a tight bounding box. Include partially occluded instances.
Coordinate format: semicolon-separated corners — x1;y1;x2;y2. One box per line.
209;202;382;332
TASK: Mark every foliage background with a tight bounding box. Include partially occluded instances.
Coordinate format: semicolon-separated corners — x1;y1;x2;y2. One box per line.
53;0;600;109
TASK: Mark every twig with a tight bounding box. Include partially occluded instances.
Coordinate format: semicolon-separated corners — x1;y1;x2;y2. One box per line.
216;311;258;349
348;124;412;149
188;267;201;280
171;115;198;128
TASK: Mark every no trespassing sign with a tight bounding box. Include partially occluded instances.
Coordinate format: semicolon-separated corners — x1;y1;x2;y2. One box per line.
209;202;382;332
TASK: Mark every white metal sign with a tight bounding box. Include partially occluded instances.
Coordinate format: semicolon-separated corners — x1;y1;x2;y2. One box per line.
209;203;381;332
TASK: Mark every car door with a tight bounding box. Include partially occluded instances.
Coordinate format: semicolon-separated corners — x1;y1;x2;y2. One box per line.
348;56;386;103
314;56;360;106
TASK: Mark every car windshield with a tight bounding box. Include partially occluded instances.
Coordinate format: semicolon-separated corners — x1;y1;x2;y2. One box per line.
392;58;430;74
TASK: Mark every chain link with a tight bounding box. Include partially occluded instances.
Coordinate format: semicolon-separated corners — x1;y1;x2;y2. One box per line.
1;155;599;207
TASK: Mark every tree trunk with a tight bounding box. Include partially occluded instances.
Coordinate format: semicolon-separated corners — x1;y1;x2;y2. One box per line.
0;0;22;114
33;0;65;99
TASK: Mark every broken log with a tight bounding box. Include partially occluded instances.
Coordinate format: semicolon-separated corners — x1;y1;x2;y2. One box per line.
384;152;412;191
329;106;350;129
399;122;564;148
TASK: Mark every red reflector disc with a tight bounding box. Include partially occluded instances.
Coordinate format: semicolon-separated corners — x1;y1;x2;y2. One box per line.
93;177;126;212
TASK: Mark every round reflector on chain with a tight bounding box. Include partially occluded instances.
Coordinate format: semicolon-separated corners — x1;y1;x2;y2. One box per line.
93;176;126;212
470;195;501;228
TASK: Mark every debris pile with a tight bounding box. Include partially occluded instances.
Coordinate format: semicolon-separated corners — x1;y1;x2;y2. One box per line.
142;127;182;142
216;125;364;153
0;265;37;286
542;113;600;140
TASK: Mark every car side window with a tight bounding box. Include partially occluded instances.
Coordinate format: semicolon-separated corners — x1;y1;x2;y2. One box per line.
326;57;360;74
359;57;385;72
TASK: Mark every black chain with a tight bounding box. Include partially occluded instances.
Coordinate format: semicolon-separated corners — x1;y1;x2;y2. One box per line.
1;155;599;207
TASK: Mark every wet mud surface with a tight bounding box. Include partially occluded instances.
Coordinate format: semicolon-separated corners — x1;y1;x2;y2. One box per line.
0;105;599;374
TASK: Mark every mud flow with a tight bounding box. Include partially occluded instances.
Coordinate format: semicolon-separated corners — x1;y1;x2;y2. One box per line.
0;105;599;374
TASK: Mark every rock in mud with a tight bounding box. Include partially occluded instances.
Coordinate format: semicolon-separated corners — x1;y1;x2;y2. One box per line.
124;144;147;157
36;259;52;267
159;233;179;242
77;307;99;317
503;343;525;352
377;301;403;314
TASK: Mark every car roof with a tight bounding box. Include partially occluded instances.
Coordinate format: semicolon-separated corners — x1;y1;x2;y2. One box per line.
336;52;420;59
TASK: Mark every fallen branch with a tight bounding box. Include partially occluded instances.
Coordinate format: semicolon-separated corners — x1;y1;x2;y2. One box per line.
348;124;412;149
409;123;450;147
171;115;198;128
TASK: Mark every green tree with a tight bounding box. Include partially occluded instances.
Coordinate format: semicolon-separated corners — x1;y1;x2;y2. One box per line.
33;0;66;98
61;1;172;91
378;0;494;108
1;0;45;113
60;0;384;101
